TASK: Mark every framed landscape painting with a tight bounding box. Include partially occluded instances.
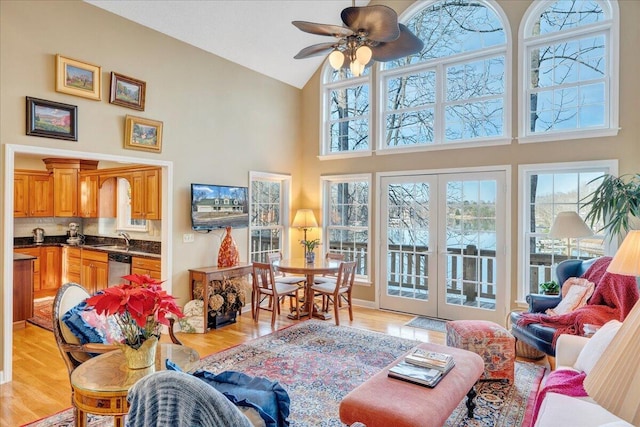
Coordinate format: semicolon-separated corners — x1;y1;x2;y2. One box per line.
26;96;78;141
55;54;102;100
124;115;163;153
110;72;146;111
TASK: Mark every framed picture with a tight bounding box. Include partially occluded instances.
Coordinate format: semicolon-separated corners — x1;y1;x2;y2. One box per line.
110;72;146;111
124;115;163;153
55;54;102;100
26;96;78;141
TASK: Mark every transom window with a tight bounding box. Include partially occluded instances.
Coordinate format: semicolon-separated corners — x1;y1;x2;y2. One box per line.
519;0;619;142
249;172;291;262
379;0;509;151
322;175;371;281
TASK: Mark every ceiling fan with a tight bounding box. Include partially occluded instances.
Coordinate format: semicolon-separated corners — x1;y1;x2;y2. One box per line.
292;3;424;76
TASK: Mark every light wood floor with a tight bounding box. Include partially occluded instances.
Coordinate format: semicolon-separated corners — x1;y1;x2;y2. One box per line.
1;307;446;426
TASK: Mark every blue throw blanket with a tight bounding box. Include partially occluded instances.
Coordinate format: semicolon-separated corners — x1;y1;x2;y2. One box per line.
126;370;253;427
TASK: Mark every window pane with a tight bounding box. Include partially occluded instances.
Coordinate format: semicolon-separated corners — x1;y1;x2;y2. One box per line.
385;109;435;146
446;57;505;102
250;178;286;262
386;72;436;109
329;119;369;152
445;99;504;140
536;1;604;35
329;86;369;120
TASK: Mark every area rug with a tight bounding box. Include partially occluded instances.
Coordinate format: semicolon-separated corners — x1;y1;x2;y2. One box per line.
26;297;54;331
405;315;448;332
23;320;545;427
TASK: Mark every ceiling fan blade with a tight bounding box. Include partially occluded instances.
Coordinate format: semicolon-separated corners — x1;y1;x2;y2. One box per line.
371;24;424;62
341;5;400;42
292;21;354;38
294;42;336;59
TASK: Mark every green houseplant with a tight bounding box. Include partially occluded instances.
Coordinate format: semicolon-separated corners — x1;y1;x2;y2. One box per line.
539;280;559;295
583;174;640;239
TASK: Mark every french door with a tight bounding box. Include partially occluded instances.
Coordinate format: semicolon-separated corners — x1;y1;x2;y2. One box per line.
379;171;507;322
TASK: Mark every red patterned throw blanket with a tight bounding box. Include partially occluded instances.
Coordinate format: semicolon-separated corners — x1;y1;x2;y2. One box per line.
518;256;639;345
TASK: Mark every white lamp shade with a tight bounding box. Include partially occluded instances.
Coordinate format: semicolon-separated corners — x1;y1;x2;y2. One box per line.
349;60;364;77
292;209;318;229
584;299;640;425
328;50;344;70
355;45;372;65
607;230;640;276
548;211;593;238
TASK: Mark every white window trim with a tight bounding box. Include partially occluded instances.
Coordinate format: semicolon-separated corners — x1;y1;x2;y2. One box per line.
516;159;618;305
319;59;373;159
517;0;620;143
376;0;512;153
248;171;292;259
320;173;373;284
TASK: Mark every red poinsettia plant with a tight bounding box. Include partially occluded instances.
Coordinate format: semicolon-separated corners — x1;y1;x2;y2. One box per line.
85;274;183;349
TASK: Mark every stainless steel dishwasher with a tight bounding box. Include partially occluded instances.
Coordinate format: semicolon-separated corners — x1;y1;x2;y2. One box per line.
108;253;132;286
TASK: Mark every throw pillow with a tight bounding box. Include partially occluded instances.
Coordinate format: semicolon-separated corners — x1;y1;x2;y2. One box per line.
546;277;595;316
573;319;622;375
62;300;123;344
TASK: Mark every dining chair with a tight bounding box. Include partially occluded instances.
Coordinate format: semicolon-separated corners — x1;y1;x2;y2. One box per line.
310;261;356;326
252;262;301;326
314;252;345;284
267;252;306;286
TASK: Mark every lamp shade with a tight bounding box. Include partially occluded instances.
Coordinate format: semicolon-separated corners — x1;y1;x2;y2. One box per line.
583;299;640;425
607;230;640;276
292;209;318;229
548;211;593;238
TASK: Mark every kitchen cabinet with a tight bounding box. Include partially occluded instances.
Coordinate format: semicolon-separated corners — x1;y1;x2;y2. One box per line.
130;168;161;220
131;256;161;281
43;158;99;217
63;246;82;284
81;249;108;294
13;254;35;328
13;170;54;217
79;173;117;218
14;246;60;298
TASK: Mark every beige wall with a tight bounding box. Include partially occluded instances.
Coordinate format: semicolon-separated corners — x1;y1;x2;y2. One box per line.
0;1;303;377
300;0;640;303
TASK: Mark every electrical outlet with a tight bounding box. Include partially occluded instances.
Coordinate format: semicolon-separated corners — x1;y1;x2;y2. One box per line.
183;233;194;243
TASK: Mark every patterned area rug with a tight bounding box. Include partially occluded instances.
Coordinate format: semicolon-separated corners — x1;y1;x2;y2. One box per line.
27;297;54;331
23;320;545;427
405;315;448;332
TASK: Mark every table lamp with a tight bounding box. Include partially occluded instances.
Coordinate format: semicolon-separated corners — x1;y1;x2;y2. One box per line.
584;230;640;425
292;209;318;247
548;211;593;257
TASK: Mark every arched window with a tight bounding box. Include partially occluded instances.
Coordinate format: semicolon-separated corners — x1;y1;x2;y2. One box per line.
519;0;619;142
379;0;510;152
320;64;372;158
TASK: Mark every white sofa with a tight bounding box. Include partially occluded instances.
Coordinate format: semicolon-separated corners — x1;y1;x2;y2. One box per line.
534;331;633;427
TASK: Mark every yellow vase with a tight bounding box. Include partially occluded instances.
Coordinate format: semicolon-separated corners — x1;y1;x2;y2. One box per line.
119;336;158;370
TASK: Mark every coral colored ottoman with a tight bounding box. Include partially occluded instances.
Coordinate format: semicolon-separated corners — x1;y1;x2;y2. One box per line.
446;320;515;382
339;343;484;427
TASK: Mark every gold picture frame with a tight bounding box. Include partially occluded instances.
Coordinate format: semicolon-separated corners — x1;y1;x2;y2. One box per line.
124;115;163;153
55;54;102;100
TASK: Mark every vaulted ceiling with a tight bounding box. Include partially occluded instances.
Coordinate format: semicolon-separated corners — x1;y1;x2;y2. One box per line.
86;0;369;89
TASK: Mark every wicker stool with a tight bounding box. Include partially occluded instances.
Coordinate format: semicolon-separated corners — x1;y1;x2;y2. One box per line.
446;320;515;382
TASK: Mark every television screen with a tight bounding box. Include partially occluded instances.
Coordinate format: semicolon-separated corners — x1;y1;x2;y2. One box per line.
190;183;249;230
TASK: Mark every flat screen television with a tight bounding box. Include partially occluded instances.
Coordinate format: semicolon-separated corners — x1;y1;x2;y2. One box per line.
190;183;249;230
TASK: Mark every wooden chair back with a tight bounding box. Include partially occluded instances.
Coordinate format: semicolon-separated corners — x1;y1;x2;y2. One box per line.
335;261;357;291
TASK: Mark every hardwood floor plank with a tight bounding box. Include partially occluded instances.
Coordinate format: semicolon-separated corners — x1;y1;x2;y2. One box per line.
1;306;439;426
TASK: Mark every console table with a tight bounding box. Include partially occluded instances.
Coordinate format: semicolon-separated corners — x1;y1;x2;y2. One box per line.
188;263;253;332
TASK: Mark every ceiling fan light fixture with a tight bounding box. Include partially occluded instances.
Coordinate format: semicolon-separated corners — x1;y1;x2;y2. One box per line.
329;49;345;70
355;45;372;66
350;60;364;77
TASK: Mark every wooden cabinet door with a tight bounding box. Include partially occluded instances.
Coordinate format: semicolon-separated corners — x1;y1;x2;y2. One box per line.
63;246;82;284
132;257;161;281
14;247;40;293
144;169;161;220
94;262;108;293
130;172;145;219
81;258;96;294
13;174;29;217
79;174;99;218
53;168;78;217
30;173;54;217
130;169;161;220
81;250;109;294
40;246;61;292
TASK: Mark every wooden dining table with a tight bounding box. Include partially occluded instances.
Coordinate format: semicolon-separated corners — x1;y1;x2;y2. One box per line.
273;257;341;320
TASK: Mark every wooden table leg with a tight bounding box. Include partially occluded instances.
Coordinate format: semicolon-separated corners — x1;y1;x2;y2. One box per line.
466;384;477;418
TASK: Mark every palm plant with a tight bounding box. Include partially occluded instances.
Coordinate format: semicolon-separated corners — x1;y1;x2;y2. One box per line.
582;174;640;239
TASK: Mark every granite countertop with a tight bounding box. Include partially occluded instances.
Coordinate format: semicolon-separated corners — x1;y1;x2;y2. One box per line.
14;236;160;259
14;252;37;261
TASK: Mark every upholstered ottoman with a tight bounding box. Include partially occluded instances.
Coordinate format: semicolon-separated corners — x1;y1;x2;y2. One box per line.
446;320;515;382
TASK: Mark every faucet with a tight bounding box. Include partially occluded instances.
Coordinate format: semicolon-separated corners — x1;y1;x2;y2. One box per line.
119;232;131;247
